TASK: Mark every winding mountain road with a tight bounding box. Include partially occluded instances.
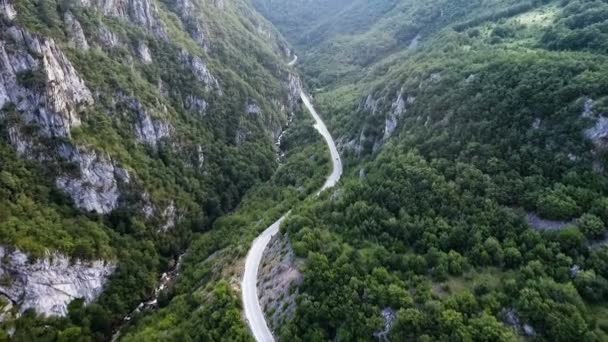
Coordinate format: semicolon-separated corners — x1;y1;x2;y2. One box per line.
301;91;342;192
287;55;298;66
241;82;342;342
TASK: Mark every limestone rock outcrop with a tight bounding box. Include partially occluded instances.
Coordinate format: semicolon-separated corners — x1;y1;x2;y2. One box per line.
175;0;195;14
383;91;414;140
137;41;153;64
98;24;122;48
64;11;90;51
185;95;208;115
246;102;262;115
77;0;167;38
117;96;172;148
360;94;379;115
179;50;221;92
190;22;209;51
0;26;93;140
0;246;115;317
56;144;128;214
287;74;302;112
173;0;209;51
586;116;608;150
258;233;302;331
583;98;608;152
0;0;16;20
160;202;177;232
134;109;171;148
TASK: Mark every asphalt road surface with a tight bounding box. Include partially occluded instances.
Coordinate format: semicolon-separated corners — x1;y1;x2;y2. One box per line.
241;89;342;342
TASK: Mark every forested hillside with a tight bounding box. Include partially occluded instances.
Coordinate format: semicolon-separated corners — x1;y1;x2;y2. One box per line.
254;0;608;340
0;0;304;339
4;0;608;340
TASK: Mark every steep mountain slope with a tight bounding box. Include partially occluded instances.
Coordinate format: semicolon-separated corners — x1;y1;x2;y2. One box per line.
0;0;302;339
254;0;608;341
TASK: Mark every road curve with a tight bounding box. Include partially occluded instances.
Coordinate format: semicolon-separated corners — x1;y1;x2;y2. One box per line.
241;90;343;342
242;215;287;342
300;91;342;192
287;55;298;66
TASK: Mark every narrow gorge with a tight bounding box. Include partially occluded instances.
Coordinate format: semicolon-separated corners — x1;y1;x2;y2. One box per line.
4;0;608;341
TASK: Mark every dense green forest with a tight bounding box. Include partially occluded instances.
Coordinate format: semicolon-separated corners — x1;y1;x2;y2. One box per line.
253;0;608;340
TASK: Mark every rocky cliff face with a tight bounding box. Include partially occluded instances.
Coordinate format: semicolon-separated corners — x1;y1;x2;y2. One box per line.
56;143;129;214
64;11;90;51
384;92;405;140
173;0;210;51
136;41;152;64
246;102;262;115
179;49;221;92
41;39;94;135
98;24;122;48
0;246;115;317
287;74;302;111
0;0;15;20
175;0;195;14
586;116;608;150
134;109;171;147
258;233;302;332
77;0;167;38
185;95;208;115
360;94;380;115
582;98;608;172
0;26;93;140
0;21;128;215
383;91;414;140
118;95;173;148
